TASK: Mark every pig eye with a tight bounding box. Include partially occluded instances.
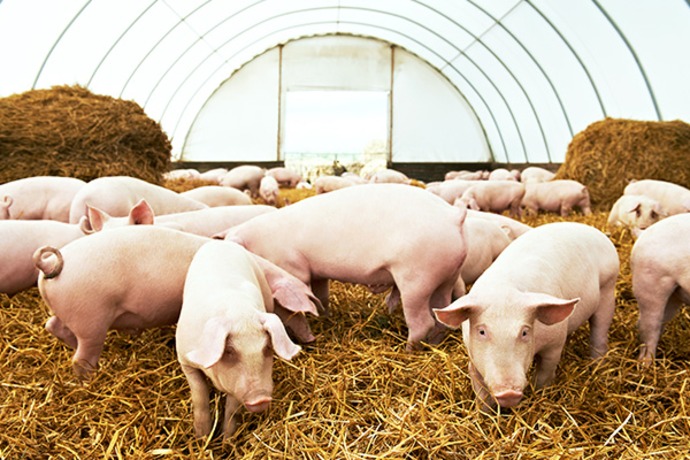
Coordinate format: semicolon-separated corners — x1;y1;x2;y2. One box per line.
520;327;530;340
477;326;487;337
651;211;658;219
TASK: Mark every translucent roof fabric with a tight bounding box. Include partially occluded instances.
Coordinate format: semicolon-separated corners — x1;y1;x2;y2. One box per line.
1;0;688;163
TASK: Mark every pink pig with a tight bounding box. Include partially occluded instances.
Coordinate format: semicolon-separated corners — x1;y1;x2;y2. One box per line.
180;186;252;206
434;222;619;410
369;169;410;184
457;181;525;217
631;213;690;365
0;176;86;222
521;180;592;216
519;166;555;184
265;167;303;188
177;240;301;440
463;209;532;240
427;180;476;204
259;175;280;205
224;183;468;350
607;194;664;237
624;179;690;216
82;199;276;238
0;220;85;295
313;175;358;194
68;176;207;224
33;226;320;379
219;165;266;198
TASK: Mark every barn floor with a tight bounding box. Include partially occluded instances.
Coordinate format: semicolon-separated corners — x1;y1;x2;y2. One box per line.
1;206;690;459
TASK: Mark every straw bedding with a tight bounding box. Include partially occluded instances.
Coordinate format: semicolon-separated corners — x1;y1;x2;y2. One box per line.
554;117;690;209
0;85;171;184
2;198;690;458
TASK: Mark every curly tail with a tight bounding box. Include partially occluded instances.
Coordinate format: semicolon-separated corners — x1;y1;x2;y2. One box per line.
33;246;64;279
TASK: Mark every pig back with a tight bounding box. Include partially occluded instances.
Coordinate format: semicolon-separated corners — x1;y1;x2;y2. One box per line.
39;226;210;329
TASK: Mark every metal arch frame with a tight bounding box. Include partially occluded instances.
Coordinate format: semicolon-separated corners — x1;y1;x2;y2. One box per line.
591;0;661;120
174;26;505;163
525;0;607;118
32;0;93;89
152;5;535;163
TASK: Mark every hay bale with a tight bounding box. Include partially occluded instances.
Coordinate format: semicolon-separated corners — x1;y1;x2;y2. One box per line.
0;85;171;184
554;118;690;209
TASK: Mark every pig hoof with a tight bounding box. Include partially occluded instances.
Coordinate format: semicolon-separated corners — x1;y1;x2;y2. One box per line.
73;359;97;381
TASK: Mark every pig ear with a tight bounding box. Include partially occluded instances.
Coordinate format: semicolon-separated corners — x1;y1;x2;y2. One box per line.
78;216;94;234
253;255;322;316
184;318;232;369
524;293;579;326
260;312;301;360
626;202;642;214
86;204;109;232
433;298;481;328
128;199;154;225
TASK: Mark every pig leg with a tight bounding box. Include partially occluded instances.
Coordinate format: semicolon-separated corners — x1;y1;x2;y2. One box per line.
222;394;241;440
399;282;452;351
533;341;566;388
45;316;78;349
634;275;677;364
588;281;617;358
311;279;330;315
181;364;213;438
71;328;109;379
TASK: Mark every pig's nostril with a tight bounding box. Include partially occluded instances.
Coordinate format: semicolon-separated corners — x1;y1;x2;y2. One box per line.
244;397;272;413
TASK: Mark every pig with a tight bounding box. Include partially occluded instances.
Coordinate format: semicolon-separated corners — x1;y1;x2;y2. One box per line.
68;176;207;224
457;181;526;217
163;169;201;181
434;222;619;410
607;194;664;237
369;169;410;184
198;168;228;183
341;172;367;184
313;175;358;194
265;167;303;188
33;226;320;379
445;170;488;181
181;185;252;207
427;180;476;204
177;240;301;440
82;199;276;238
463;209;532;240
224;183;468;350
454;217;512;297
219;165;266;198
519;166;555;184
0;176;86;222
488;168;520;182
259;175;280;205
630;213;690;365
521;180;592;216
624;179;690;216
0;220;85;296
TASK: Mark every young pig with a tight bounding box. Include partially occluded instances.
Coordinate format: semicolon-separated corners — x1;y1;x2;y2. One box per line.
624;179;690;216
82;199;276;238
0;220;85;295
608;194;664;237
521;180;592;216
220;165;266;198
177;241;301;440
457;181;525;218
259;175;280;205
33;226;319;379
519;166;555;184
181;186;252;206
68;176;207;224
265;167;303;188
224;183;468;350
463;209;532;240
0;176;86;222
434;222;619;410
631;213;690;365
313;175;358;194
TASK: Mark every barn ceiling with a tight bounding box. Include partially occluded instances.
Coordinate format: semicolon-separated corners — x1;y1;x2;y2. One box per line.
0;0;688;162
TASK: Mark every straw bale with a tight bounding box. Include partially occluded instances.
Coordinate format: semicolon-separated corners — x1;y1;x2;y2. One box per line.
0;85;171;184
555;118;690;209
2;194;690;457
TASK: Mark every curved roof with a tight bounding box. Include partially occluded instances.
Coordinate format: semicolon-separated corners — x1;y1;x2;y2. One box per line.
1;0;688;162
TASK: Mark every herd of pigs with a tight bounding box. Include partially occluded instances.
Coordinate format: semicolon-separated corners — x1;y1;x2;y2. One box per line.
2;165;690;441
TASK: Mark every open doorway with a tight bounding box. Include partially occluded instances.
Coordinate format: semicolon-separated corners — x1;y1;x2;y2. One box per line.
282;89;389;181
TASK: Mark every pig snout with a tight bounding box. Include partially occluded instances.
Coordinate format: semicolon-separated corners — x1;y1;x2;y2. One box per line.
33;246;64;279
493;389;524;408
244;393;272;413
